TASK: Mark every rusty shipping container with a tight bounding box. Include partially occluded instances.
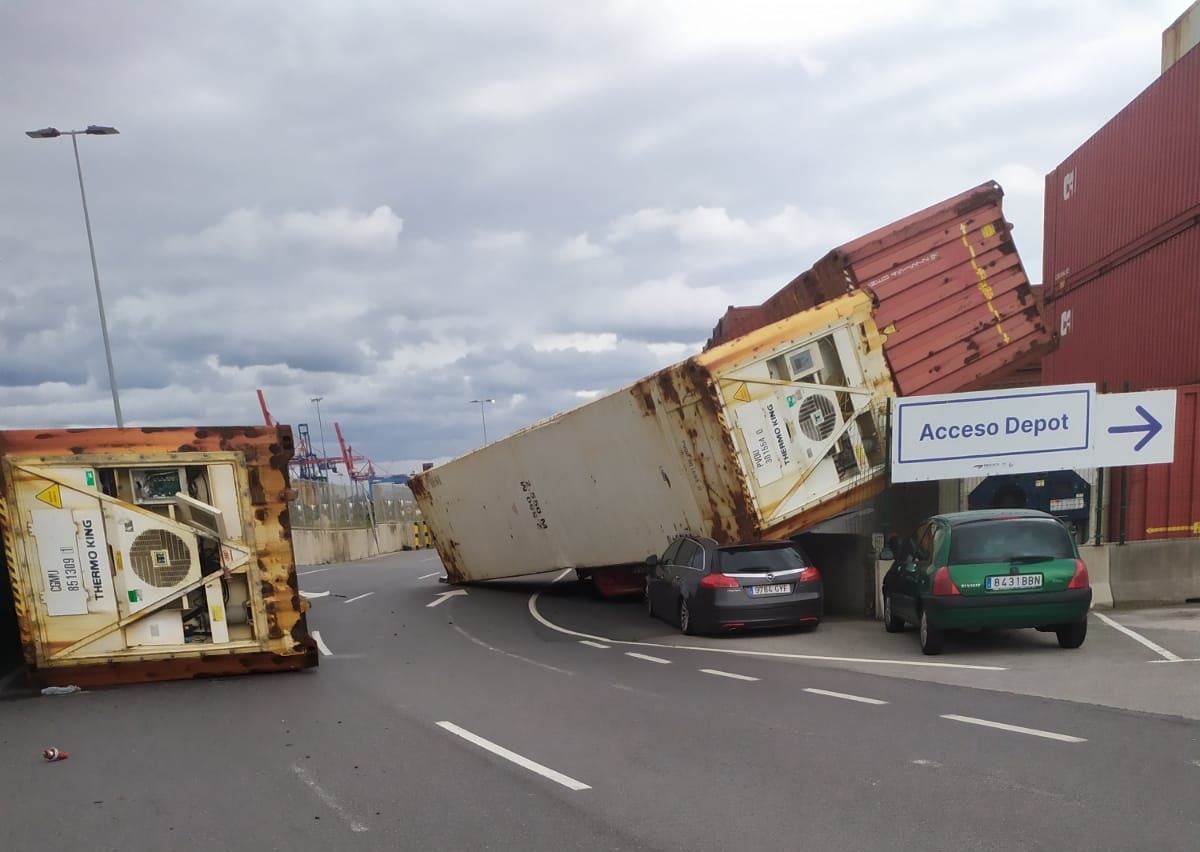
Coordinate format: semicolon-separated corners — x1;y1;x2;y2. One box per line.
413;293;896;585
0;426;318;688
1108;383;1200;542
708;182;1050;396
1042;222;1200;391
1043;40;1200;299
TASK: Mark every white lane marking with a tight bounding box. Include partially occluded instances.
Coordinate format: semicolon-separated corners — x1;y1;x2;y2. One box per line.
436;721;590;791
579;640;610;649
343;592;375;604
527;585;1007;671
940;714;1087;743
1094;612;1182;662
804;687;888;705
300;590;330;599
291;764;368;832
418;571;442;580
911;759;942;767
449;622;573;676
701;668;759;682
626;652;671;664
298;567;337;576
312;630;333;656
427;589;468;608
1149;657;1200;663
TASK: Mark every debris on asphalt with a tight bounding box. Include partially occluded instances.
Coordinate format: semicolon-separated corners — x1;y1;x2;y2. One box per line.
40;685;81;696
42;747;69;762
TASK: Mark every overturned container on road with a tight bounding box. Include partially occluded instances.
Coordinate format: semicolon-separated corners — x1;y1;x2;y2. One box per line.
412;182;1052;592
0;426;318;688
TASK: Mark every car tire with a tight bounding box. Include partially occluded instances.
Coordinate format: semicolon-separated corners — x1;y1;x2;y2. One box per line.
644;580;655;618
679;598;696;636
919;609;944;655
1056;620;1087;649
883;595;905;633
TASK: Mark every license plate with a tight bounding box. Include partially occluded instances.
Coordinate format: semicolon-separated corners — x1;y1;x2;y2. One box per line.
749;583;792;596
985;574;1043;591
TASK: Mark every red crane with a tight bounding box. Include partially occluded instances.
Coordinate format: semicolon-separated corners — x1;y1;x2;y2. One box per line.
256;389;376;481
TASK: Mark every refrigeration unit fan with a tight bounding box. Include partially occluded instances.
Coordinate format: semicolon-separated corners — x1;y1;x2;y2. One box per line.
792;390;842;458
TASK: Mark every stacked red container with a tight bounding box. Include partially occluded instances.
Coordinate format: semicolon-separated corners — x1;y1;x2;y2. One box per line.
1042;41;1200;541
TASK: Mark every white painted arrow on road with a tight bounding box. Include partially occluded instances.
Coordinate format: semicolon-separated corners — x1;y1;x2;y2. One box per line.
300;590;331;599
427;589;468;608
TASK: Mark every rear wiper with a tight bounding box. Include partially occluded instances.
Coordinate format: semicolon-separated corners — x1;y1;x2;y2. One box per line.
1010;555;1057;564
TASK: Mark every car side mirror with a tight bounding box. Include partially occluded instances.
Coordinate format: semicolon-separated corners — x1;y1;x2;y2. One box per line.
645;554;659;567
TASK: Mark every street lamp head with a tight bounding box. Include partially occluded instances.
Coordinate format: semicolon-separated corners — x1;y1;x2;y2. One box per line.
25;127;61;139
84;125;119;136
469;398;496;404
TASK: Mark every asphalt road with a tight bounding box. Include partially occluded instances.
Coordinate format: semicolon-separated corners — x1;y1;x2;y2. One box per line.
1;550;1198;851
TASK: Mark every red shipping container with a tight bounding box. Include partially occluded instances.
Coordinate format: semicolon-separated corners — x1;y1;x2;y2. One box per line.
1042;221;1200;391
708;182;1051;396
1044;41;1200;297
1110;383;1200;542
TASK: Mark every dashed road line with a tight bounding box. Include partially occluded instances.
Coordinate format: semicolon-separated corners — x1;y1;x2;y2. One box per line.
298;567;337;576
579;640;610;649
449;622;573;676
299;590;330;599
940;714;1086;743
344;592;375;604
312;630;333;656
700;668;759;682
1094;611;1182;661
292;764;368;832
804;687;888;705
418;571;442;580
436;721;590;791
625;652;671;664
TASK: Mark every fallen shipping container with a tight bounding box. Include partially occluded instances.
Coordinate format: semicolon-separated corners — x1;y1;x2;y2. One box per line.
0;426;318;688
415;293;897;586
707;181;1051;396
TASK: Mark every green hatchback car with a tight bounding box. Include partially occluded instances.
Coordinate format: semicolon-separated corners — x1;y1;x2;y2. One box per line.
881;509;1091;655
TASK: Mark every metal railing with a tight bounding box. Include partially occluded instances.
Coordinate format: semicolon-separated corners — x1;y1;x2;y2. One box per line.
289;481;421;530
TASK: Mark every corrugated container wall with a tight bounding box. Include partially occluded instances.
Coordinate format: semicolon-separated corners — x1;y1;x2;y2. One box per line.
1110;383;1200;541
708;182;1051;397
1043;41;1200;297
1042;222;1200;390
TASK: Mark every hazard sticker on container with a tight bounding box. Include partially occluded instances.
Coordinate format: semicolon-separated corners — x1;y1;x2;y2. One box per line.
36;484;63;509
732;382;752;404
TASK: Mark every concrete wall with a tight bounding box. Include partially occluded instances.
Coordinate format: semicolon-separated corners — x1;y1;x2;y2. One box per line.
292;523;427;566
1108;539;1200;606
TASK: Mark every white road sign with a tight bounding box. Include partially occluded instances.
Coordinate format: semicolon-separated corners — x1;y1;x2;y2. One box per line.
1093;390;1176;467
891;384;1176;482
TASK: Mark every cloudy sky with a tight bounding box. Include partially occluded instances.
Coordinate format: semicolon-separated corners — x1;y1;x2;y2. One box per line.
0;0;1183;474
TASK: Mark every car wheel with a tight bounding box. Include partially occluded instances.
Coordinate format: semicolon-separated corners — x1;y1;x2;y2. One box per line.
919;609;944;655
1056;620;1087;649
883;595;905;633
644;580;655;618
679;598;696;635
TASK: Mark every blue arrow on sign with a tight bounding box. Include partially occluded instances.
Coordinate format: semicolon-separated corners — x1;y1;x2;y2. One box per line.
1106;405;1163;451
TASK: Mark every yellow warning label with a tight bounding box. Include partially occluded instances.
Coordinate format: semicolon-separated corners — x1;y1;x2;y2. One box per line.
981;223;997;239
211;604;225;622
732;383;752;404
35;484;63;509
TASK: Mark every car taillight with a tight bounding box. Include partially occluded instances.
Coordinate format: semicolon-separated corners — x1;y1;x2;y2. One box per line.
931;566;960;596
1067;559;1090;590
699;573;740;589
797;566;821;584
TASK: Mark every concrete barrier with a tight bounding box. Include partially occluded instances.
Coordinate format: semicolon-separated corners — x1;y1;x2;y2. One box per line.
292;523;430;566
1108;539;1200;606
1078;545;1113;609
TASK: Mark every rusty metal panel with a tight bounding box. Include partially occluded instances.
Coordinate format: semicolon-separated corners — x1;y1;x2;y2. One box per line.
1044;42;1200;300
708;182;1052;396
1111;383;1200;542
0;426;317;687
1042;222;1200;392
413;293;895;583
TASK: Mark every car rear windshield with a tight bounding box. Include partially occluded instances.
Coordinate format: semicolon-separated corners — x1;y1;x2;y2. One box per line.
717;545;808;574
948;519;1075;565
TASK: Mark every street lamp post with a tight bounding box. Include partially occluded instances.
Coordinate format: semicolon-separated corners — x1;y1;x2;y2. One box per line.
311;396;330;470
25;125;124;427
469;399;496;446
